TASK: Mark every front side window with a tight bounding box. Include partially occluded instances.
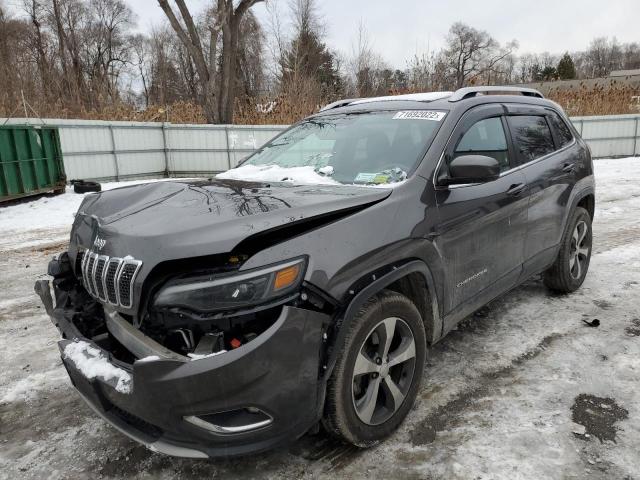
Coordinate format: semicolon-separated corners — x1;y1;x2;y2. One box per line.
454;117;510;172
508;115;556;162
225;111;446;185
548;111;574;147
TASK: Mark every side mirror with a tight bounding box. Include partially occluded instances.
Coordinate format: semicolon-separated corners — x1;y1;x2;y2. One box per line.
445;155;500;185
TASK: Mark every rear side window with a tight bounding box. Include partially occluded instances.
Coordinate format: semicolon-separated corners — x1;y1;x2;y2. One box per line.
454;117;510;172
508;115;555;162
548;112;574;147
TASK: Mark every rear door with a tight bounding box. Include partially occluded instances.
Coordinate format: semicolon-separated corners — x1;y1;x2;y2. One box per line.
504;105;579;275
434;104;529;321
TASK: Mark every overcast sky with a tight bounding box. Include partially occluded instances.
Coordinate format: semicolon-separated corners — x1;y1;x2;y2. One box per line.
64;0;640;67
6;0;640;68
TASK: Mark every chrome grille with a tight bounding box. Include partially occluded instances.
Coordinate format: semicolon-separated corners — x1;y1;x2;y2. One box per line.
118;263;138;308
94;256;108;301
85;254;97;295
75;250;85;277
105;258;122;304
80;251;142;309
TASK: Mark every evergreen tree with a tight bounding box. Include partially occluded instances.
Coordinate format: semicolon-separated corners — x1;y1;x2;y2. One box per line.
557;52;577;80
541;66;558;81
280;18;342;96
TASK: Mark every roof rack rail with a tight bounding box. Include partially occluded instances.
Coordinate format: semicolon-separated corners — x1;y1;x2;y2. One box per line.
449;86;544;102
319;91;454;112
319;98;359;112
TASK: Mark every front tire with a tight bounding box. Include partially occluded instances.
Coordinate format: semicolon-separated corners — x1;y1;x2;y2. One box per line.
323;290;426;447
543;206;592;293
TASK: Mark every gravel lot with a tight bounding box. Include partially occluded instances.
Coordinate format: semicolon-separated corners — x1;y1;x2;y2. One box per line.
1;159;639;480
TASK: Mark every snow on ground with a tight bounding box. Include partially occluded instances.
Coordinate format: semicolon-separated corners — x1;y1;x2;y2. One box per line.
0;179;183;234
0;158;639;480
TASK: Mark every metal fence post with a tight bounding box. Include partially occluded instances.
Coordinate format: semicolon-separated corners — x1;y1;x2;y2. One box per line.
224;126;232;170
633;117;639;156
109;125;120;181
162;122;170;177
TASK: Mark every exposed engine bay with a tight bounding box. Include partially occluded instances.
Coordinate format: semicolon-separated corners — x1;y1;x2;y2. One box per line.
41;251;331;365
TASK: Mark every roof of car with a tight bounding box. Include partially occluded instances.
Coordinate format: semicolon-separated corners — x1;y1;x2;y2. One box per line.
315;86;554;116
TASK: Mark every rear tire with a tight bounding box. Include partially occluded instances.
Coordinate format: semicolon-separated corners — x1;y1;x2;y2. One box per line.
322;290;426;447
543;206;592;293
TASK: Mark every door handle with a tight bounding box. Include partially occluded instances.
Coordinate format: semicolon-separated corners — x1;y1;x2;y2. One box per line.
506;183;526;196
562;162;576;173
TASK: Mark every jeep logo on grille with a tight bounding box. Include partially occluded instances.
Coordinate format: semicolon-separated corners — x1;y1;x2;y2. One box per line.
93;236;107;250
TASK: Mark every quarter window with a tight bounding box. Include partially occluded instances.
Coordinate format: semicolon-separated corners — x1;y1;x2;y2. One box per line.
548;112;574;147
454;117;510;172
508;115;555;162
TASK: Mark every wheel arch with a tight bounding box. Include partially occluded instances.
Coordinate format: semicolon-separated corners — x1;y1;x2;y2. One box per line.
564;182;595;233
324;260;441;378
576;192;595;220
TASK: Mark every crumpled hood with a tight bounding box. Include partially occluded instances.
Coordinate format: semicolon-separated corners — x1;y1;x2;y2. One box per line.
71;178;391;262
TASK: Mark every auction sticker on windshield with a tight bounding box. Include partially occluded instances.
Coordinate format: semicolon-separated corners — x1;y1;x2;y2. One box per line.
393;110;446;121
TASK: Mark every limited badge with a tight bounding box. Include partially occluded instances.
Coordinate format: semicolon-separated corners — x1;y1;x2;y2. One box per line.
392;110;446;121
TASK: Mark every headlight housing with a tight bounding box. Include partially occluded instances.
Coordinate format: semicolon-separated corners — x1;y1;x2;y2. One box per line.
154;257;306;313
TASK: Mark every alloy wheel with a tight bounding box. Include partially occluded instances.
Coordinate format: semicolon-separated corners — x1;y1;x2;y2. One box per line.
351;317;417;425
569;220;590;280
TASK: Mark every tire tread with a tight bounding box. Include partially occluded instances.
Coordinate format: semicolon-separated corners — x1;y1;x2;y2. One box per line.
543;206;591;293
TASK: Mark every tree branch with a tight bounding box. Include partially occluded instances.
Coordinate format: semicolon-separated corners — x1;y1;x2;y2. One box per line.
156;0;209;81
233;0;264;23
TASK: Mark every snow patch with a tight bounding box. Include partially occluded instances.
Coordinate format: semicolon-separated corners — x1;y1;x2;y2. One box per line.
0;178;190;234
217;164;406;188
187;350;227;361
0;369;68;404
136;355;161;363
318;165;334;176
256;101;277;113
63;341;132;394
217;164;340;185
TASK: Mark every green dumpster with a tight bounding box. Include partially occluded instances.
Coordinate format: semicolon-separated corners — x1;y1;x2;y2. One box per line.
0;125;66;203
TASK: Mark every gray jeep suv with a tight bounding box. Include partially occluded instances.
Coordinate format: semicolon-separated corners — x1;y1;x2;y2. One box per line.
36;86;594;457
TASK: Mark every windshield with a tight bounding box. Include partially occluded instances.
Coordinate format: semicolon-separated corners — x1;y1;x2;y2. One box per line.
218;110;447;186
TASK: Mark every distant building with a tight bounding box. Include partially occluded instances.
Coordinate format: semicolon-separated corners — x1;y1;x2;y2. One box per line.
609;69;640;78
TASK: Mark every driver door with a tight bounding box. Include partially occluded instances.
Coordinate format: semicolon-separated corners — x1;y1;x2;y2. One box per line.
433;104;529;325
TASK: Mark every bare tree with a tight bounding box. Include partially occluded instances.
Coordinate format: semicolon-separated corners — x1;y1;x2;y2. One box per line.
481;40;518;85
157;0;264;123
84;0;134;103
585;37;623;77
131;33;150;106
348;21;387;96
264;0;286;82
50;0;90;104
443;22;497;88
22;0;51;100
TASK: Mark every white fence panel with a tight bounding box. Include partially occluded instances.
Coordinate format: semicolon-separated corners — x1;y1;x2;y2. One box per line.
1;114;637;182
571;114;640;158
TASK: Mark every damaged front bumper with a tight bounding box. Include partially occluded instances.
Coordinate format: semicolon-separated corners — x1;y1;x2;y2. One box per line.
35;276;331;458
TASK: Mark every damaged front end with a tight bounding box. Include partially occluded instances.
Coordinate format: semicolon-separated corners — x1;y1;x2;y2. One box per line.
35;251;334;458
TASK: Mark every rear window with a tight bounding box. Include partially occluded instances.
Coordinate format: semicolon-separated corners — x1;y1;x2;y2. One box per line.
548;111;574;147
508;115;555;163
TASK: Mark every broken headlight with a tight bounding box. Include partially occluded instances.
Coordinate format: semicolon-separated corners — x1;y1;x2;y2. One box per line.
154;258;306;313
